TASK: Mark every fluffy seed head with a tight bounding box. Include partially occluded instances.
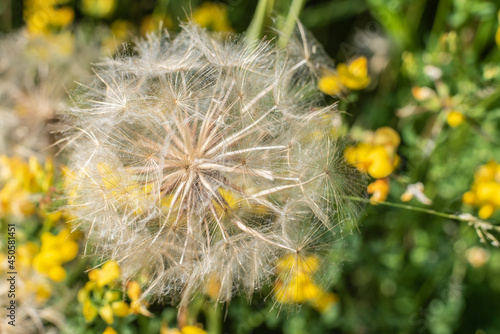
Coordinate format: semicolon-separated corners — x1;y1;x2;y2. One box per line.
63;23;364;304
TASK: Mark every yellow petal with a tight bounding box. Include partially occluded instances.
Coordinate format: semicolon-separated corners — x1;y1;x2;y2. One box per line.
99;303;114;325
318;75;343;96
111;301;130;317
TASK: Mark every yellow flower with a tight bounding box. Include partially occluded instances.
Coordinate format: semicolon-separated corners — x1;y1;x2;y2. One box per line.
81;0;116;18
32;229;78;281
92;261;121;287
161;326;207;334
463;161;500;219
99;303;115;325
111;301;130;317
318;74;343;96
127;281;152;317
83;298;98;322
496;11;500;47
367;178;390;203
48;266;67;282
182;326;208;334
446;110;465;127
275;254;320;275
344;127;400;179
213;188;240;216
192;2;233;32
337;57;371;90
103;327;118;334
275;274;322;303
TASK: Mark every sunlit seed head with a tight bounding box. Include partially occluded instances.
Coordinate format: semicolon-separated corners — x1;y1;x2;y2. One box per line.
62;23;365;305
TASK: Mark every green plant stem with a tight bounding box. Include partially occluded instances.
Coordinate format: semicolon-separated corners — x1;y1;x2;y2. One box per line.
246;0;273;41
346;196;463;221
204;301;222;334
278;0;307;48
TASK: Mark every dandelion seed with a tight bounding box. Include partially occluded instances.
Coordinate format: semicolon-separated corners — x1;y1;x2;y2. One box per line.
62;23;364;305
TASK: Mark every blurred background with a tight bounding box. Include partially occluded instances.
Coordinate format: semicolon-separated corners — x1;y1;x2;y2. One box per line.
1;0;500;333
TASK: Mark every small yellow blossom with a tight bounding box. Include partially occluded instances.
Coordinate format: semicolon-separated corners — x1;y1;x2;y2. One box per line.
24;0;74;35
319;57;370;95
81;0;116;18
446;110;465;127
0;155;54;217
367;178;390;203
103;327;118;334
337;56;371;90
91;260;122;287
182;326;209;334
83;298;99;322
127;281;152;317
345;127;400;179
99;303;115;325
32;228;78;282
318;74;343;96
111;301;130;317
161;326;208;334
462;161;500;219
273;254;336;311
192;2;233;32
496;10;500;47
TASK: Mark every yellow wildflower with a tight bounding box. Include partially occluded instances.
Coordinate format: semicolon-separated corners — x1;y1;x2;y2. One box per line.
91;260;121;287
337;56;371;90
99;303;115;325
83;298;99;322
318;74;343;96
462;161;500;219
111;301;130;317
367;178;390;203
32;228;78;281
192;2;233;32
213;188;240;216
103;327;119;334
127;281;152;317
446;110;465;127
81;0;116;18
345;127;400;179
182;326;208;334
24;0;74;35
161;326;207;334
496;11;500;47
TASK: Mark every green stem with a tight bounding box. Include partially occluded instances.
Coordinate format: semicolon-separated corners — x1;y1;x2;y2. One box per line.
278;0;307;48
205;301;222;334
346;196;463;221
246;0;273;41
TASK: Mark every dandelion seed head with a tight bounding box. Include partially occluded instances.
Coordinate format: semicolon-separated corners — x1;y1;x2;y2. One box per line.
63;23;365;305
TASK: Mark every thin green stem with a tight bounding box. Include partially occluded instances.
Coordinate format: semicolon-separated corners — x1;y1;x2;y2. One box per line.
346;195;463;221
204;301;222;334
278;0;307;48
246;0;273;41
